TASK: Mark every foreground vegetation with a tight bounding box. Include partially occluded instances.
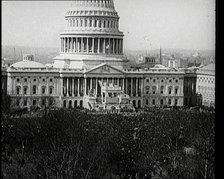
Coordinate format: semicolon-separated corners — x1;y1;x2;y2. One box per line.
2;107;214;179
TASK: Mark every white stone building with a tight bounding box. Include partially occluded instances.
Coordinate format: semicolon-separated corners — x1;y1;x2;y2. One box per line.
196;63;215;107
5;0;192;110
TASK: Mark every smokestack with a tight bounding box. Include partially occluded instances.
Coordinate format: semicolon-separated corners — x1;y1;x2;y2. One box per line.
159;46;162;65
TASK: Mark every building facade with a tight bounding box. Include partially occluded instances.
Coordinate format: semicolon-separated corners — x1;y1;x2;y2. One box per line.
4;0;199;110
196;63;215;107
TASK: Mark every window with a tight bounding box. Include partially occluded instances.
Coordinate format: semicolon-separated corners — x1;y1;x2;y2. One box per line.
42;99;46;106
50;78;53;82
152;99;155;105
146;91;149;94
17;78;20;82
160;99;164;105
169;79;172;83
24;78;27;82
49;87;53;95
169;99;172;105
42;79;45;82
160;86;164;94
175;99;178;106
175;87;178;95
146;99;148;105
33;79;36;82
176;79;178;83
63;100;67;108
161;79;164;83
33;85;37;95
49;99;53;106
16;99;20;106
16;87;20;95
152;86;156;94
146;79;149;83
33;100;37;106
23;87;28;95
24;100;27;106
42;87;46;94
153;79;156;83
168;86;172;95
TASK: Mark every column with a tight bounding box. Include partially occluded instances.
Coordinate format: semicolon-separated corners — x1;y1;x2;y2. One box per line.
113;39;115;54
116;39;119;54
97;38;100;53
108;38;111;54
87;38;89;53
72;78;75;97
92;38;95;53
136;78;138;97
141;78;144;97
81;37;84;53
64;38;66;53
71;38;74;53
78;78;80;96
131;78;133;97
68;38;70;52
103;38;106;53
76;37;78;53
85;78;87;95
106;78;109;85
90;78;93;90
66;77;69;97
96;78;98;96
125;78;128;94
122;78;125;92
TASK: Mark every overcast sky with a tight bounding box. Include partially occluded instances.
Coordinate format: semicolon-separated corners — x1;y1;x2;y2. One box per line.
2;0;215;51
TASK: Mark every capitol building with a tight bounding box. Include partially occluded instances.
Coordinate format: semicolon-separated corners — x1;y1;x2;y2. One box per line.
3;0;213;111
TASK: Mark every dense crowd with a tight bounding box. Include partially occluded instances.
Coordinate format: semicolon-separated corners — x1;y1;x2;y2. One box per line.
2;106;215;179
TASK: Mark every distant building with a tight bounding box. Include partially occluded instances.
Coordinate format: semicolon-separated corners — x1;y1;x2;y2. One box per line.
161;56;188;69
196;63;215;107
2;58;14;67
136;56;157;68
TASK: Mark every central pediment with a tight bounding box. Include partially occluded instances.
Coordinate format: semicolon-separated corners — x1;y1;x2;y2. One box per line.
85;63;124;75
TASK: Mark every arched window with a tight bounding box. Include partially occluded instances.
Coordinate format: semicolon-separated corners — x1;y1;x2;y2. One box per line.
42;86;46;95
175;87;179;95
168;86;172;95
152;86;157;94
33;85;37;95
160;86;164;94
69;100;72;108
16;86;21;95
16;99;20;106
138;100;141;108
160;99;164;106
63;100;67;108
80;100;83;108
49;86;54;95
74;100;78;107
23;86;28;95
169;99;172;105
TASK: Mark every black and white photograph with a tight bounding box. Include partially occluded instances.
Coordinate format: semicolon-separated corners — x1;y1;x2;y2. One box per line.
2;0;215;178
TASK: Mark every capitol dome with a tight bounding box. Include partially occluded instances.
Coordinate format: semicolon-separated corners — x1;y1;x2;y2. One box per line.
53;0;127;70
10;60;45;69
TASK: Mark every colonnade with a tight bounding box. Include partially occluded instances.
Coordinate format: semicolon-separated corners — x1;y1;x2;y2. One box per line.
62;77;144;97
60;37;123;54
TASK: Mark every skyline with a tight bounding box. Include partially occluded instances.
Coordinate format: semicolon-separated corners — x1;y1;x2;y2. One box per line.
2;0;215;51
